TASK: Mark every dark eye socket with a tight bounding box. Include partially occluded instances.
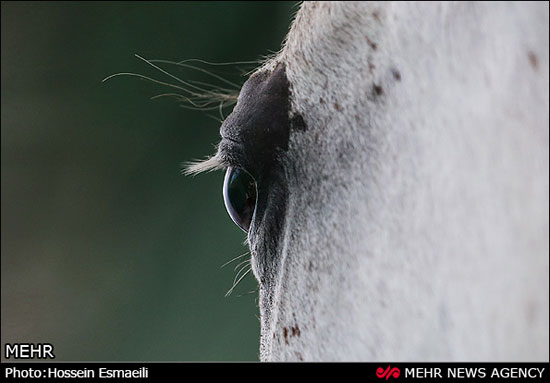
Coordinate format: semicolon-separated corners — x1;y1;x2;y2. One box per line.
223;167;257;232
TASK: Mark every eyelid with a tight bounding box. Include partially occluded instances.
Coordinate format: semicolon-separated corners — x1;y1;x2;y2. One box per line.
217;137;249;172
220;135;242;146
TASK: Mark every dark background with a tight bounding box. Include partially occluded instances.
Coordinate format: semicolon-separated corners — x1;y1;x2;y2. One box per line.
1;1;296;361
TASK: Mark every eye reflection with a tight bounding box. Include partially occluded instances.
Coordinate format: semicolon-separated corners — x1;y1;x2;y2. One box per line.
223;167;257;232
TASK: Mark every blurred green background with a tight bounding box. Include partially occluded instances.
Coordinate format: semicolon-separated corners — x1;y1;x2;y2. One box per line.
1;1;296;361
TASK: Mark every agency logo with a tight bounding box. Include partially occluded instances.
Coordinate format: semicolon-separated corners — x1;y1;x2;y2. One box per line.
376;366;401;380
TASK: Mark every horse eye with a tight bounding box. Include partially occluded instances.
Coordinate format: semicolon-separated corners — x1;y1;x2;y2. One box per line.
223;167;257;232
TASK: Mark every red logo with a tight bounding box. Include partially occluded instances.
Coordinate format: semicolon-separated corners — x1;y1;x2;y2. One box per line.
376;366;400;380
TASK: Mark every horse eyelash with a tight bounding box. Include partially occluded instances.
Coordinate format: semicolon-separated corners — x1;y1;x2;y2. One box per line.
181;154;227;176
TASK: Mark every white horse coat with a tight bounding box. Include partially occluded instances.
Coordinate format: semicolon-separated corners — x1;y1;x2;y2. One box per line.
191;1;549;361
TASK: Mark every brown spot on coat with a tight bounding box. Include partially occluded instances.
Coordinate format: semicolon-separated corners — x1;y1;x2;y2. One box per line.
391;68;401;81
528;51;539;71
282;323;302;345
334;102;343;111
368;60;376;73
366;36;378;50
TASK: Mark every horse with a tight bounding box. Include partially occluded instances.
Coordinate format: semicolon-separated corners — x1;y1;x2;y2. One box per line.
187;1;549;361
